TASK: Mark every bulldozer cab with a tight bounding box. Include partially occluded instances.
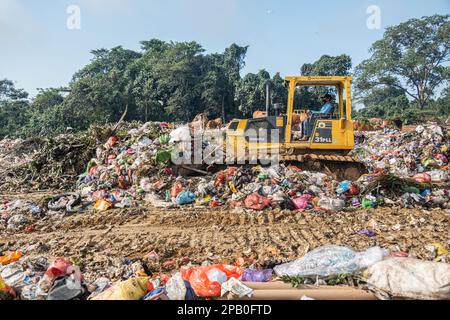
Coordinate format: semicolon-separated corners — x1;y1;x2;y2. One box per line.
285;76;354;149
226;76;355;158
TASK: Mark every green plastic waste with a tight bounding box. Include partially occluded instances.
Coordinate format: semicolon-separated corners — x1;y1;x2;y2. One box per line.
258;173;269;180
361;198;377;209
155;149;171;164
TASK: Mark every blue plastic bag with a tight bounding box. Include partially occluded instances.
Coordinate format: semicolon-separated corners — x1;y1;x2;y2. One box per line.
176;191;196;205
336;181;350;194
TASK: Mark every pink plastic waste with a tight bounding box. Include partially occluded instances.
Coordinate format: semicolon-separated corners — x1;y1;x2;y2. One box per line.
292;194;312;210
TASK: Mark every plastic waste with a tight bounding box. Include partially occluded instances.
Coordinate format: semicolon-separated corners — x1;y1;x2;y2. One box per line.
241;269;273;282
412;173;431;183
206;268;227;284
292;194;312;210
181;265;242;297
366;258;450;300
47;276;85;300
336;181;350;194
171;181;184;198
169;126;191;143
90;277;149;300
220;277;253;298
166;272;187;300
0;251;22;265
176;191;196;205
273;245;388;277
317;197;345;212
357;229;376;237
244;193;270;210
93;199;112;212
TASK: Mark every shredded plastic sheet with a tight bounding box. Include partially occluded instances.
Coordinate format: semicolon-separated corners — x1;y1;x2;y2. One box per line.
273;245;388;277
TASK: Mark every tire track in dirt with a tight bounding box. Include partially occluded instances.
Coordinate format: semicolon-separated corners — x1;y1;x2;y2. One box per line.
2;192;450;280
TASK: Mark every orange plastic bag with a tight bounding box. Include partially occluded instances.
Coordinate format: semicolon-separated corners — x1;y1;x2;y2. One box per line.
0;251;22;266
171;181;184;198
181;264;243;297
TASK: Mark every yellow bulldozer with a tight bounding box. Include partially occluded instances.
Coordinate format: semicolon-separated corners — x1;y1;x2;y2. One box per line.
177;76;366;180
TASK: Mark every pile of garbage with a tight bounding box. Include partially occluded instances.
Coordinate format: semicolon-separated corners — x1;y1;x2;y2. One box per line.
1;121;450;213
1;245;449;300
0;123;145;192
70;122;450;213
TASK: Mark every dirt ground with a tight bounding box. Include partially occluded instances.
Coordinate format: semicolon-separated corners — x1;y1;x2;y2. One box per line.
1;191;450;283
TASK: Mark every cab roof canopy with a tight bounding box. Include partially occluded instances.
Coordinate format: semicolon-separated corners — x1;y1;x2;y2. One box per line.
285;76;352;86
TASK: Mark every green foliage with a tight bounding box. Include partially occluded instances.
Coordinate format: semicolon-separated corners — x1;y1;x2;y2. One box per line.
2;15;450;139
355;14;450;109
281;275;306;288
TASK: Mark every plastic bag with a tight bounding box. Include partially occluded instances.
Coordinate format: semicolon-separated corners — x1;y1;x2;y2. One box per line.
166;272;187;300
427;170;449;183
176;191;196;205
244;193;270;210
91;277;149;300
366;257;450;300
241;269;273;282
169;126;191;143
171;181;184;198
273;245;387;277
93;199;112;212
181;265;242;297
0;251;22;266
317;197;345;212
292;194;311;210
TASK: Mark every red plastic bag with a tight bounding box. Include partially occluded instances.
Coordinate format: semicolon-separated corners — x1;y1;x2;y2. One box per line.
45;257;72;282
244;193;270;210
181;265;242;297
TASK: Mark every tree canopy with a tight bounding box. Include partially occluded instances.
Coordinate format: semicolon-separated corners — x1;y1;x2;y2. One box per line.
355;14;450;109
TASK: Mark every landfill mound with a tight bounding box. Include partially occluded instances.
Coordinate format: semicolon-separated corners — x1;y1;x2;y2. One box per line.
1;121;450;300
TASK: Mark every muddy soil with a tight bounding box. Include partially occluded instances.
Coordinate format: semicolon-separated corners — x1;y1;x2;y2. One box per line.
1;191;449;283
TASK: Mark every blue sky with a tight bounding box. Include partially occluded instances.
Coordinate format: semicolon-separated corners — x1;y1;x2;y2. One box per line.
1;0;449;96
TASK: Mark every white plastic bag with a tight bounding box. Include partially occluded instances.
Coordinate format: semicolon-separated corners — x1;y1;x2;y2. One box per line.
426;170;449;183
166;272;187;300
317;197;345;212
169;126;191;143
274;245;387;277
366;257;450;300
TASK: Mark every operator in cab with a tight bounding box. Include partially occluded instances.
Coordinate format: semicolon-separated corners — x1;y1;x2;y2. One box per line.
301;93;334;140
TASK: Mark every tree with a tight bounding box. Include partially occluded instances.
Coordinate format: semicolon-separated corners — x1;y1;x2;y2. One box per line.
32;88;64;112
355;15;450;109
355;86;409;119
0;79;30;138
300;54;352;77
0;79;28;101
64;46;141;130
236;70;270;117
